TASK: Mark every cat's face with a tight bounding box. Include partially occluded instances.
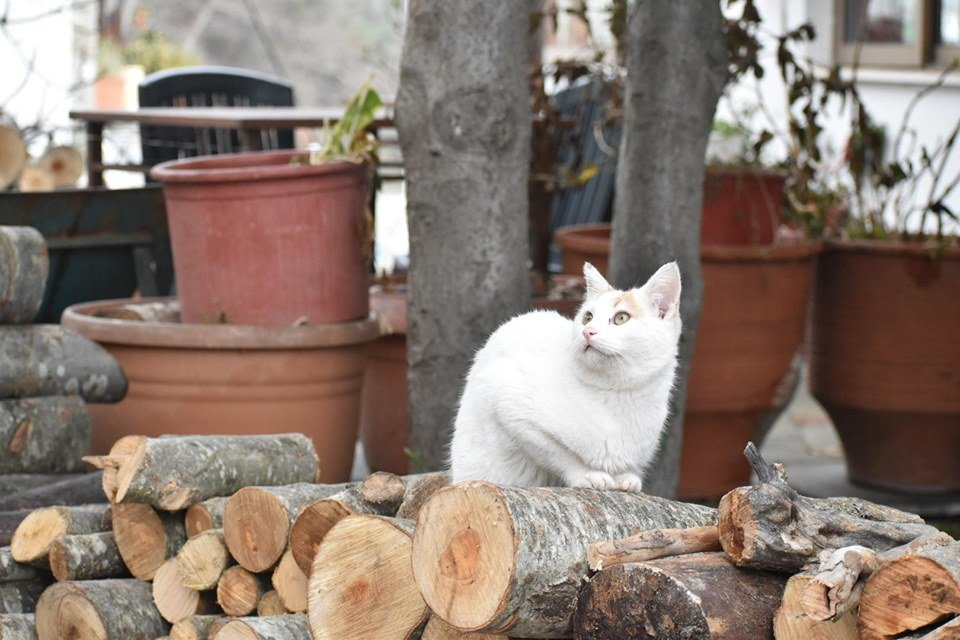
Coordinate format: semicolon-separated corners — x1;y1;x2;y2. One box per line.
571;262;683;381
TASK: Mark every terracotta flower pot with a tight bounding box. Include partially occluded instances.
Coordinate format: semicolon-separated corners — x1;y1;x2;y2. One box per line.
702;167;786;246
809;239;960;493
150;150;371;326
61;298;378;483
555;224;610;275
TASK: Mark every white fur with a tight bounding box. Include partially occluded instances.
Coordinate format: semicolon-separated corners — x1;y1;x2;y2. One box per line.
449;262;683;492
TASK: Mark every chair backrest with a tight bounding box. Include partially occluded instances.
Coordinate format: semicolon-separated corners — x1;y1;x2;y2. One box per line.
138;65;296;165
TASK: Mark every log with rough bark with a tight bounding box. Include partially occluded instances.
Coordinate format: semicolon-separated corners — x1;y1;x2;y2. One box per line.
184;497;227;538
48;531;125;581
0;548;41;584
112;503;186;580
395;472;452;520
216;566;268;617
0;226;47;325
0;326;126;402
421;617;508;640
223;482;349;573
774;572;859;640
0;512;33;548
270;549;305;613
575;553;787;640
718;444;937;572
176;529;231;591
0;472;104;511
115;434;320;510
170;615;228;640
858;541;960;640
0;613;36;640
215;614;309;640
0;581;48;615
0;397;91;474
413;482;715;638
587;525;721;571
0;474;84;497
153;559;215;624
309;515;427;640
35;579;167;640
256;590;287;616
10;504;111;563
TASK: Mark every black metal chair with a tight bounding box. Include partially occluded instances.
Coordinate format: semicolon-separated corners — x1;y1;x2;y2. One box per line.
138;65;296;166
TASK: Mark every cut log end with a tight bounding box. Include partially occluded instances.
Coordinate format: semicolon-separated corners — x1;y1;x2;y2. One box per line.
153;558;203;624
184;498;226;539
10;508;68;562
112;502;182;580
217;566;265;617
271;549;307;613
774;573;859;640
58;593;108;640
223;488;289;573
113;442;148;505
101;436;145;502
256;590;288;616
360;472;406;509
717;488;757;565
177;529;229;591
289;498;354;575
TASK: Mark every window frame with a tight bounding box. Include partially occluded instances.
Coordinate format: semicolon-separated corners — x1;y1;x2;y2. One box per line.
835;0;931;67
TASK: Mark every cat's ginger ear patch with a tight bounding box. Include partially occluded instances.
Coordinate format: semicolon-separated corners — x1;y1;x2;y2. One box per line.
645;262;682;319
583;262;614;300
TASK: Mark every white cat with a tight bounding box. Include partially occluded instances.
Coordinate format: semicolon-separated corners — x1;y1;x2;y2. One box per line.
449;261;683;492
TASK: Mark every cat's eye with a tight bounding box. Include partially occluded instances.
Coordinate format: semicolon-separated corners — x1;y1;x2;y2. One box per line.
613;311;631;325
581;311;593;325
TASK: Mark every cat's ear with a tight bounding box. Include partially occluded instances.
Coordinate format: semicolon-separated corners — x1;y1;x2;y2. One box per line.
583;262;613;300
643;262;682;319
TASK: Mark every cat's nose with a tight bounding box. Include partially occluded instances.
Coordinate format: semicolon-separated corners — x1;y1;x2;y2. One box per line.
582;327;597;341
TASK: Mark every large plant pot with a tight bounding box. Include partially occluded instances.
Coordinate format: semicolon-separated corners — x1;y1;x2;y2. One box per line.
809;240;960;493
62;298;378;483
150;150;370;326
702;167;785;246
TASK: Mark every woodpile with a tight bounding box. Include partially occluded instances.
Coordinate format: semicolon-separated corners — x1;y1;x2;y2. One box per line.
0;126;82;192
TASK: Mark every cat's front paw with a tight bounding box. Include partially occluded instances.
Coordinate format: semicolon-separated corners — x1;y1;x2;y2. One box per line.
614;473;644;493
572;471;618;491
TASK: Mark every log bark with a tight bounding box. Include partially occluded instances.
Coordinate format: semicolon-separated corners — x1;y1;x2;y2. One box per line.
413;482;716;638
858;541;960;640
0;549;41;583
115;434;320;511
184;497;227;538
223;482;350;573
215;614;309;640
48;531;126;581
170;615;228;640
256;590;288;617
774;573;859;640
0;613;36;640
0;472;104;511
216;566;269;617
574;553;787;640
0;326;126;402
396;0;532;471
0;512;33;548
396;472;452;521
0;397;91;474
0;226;47;325
153;559;215;624
10;503;111;563
308;515;427;640
270;549;306;613
176;529;231;591
0;474;84;497
112;503;186;580
719;444;937;572
587;525;721;571
421;617;507;640
0;582;47;615
35;579;168;640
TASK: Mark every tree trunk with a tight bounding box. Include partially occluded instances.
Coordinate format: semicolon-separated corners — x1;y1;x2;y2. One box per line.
115;434;320;511
153;559;215;624
10;504;112;563
176;529;231;591
412;482;715;638
0;326;126;402
0;582;47;615
608;0;728;498
0;226;48;324
270;549;306;613
215;614;309;640
587;525;721;571
170;615;228;640
48;531;126;581
774;573;858;640
184;497;227;538
574;553;787;640
308;515;427;640
0;613;36;640
257;590;288;617
0;473;104;511
396;0;532;470
0;549;41;584
396;472;452;521
216;566;269;617
0;397;91;474
111;503;186;580
36;579;167;640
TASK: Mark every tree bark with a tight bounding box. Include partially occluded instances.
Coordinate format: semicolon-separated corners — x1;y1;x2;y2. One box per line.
215;614;309;640
0;582;47;615
0;613;36;640
216;566;269;617
115;434;320;510
256;590;288;617
48;531;126;581
0;226;48;325
412;482;715;638
0;549;40;584
396;0;532;470
153;559;215;624
308;515;427;640
184;497;227;538
0;473;104;511
111;503;186;580
574;553;787;640
170;615;228;640
608;0;728;498
0;326;126;402
176;529;231;591
270;549;306;613
774;573;859;640
587;525;721;571
10;504;112;563
0;474;84;497
36;579;168;640
396;472;452;521
0;397;91;474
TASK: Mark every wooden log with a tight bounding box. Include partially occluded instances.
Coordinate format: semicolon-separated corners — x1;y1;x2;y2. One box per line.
0;326;126;402
153;559;215;624
216;566;269;617
0;397;91;474
170;615;228;640
37;147;82;189
48;531;125;581
774;573;859;640
421;617;507;640
112;503;186;580
574;553;787;640
184;497;228;538
115;434;320;511
587;525;721;571
0;226;47;325
10;504;111;563
413;482;716;638
395;472;451;520
0;581;48;615
360;471;408;513
0;474;85;497
0;473;104;511
0;126;27;191
308;515;428;640
16;168;54;193
224;483;349;573
215;614;309;639
35;579;168;640
718;444;937;572
176;529;231;591
90;434;146;501
0;512;33;548
858;541;960;640
0;613;36;640
270;550;305;613
256;590;288;616
903;617;960;640
0;548;41;584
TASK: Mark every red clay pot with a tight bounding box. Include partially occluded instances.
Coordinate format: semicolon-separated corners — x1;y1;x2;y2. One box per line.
151;150;370;326
702;167;786;245
555;224;610;275
62;298;378;483
809;239;960;493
